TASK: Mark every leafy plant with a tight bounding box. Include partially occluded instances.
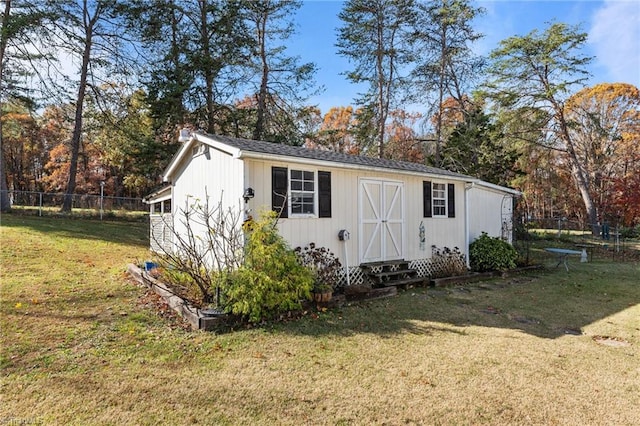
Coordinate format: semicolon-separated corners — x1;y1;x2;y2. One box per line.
295;243;342;293
224;211;314;322
431;245;468;278
469;232;518;272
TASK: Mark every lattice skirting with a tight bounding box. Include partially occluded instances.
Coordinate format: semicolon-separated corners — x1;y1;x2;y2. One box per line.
410;257;467;279
335;256;468;288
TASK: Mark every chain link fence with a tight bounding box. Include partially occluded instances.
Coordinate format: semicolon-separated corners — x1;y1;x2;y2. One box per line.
1;190;148;220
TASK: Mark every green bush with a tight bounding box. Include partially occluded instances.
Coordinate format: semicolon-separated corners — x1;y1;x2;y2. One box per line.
620;225;639;239
223;211;314;322
469;232;518;272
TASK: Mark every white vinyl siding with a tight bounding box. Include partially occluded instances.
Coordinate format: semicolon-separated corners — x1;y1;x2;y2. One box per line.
246;159;467;266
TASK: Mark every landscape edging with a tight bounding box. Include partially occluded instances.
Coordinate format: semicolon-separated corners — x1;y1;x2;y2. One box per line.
126;264;226;331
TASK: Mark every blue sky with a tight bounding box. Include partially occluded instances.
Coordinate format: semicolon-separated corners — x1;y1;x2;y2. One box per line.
290;0;640;114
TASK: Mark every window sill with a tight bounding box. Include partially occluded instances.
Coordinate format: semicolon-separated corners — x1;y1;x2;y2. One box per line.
289;214;318;219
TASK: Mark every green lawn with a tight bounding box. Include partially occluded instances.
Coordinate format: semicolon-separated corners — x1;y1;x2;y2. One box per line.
1;214;639;425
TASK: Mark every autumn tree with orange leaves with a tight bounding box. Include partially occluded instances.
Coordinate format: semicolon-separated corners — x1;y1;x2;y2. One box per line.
565;83;640;226
385;110;424;163
1;101;46;192
309;106;359;154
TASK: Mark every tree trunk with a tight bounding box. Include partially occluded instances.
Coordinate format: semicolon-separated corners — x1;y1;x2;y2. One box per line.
375;9;385;159
198;0;216;134
0;124;10;212
62;2;96;212
434;25;447;168
567;149;598;234
556;108;599;234
253;11;268;142
0;0;12;212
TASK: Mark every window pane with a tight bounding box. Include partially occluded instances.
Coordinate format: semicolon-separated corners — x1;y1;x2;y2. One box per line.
302;195;314;213
432;183;447;216
291;194;302;213
290;169;316;216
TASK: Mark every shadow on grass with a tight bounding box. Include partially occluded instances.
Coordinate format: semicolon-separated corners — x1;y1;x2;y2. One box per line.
0;212;149;248
274;261;640;340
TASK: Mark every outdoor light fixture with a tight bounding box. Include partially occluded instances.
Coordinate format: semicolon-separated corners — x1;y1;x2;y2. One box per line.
243;187;255;203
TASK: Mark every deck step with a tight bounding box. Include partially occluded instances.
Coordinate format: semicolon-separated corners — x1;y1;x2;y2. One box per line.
360;259;425;288
379;276;427;287
368;269;418;279
360;259;409;267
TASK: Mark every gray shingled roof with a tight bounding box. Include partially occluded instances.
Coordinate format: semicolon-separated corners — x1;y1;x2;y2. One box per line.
200;132;473;180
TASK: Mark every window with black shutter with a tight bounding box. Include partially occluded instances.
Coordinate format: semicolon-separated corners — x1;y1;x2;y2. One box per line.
271;166;288;218
272;167;332;218
432;183;447;216
423;181;432;218
447;183;455;218
424;181;455;218
318;171;331;218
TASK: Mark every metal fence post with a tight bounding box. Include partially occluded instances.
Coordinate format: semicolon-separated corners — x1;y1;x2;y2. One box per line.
100;181;105;220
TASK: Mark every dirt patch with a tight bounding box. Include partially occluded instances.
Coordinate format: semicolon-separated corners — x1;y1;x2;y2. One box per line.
592;335;631;347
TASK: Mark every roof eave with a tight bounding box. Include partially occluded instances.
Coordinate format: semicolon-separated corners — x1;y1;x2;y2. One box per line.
144;185;172;203
162;134;198;182
472;180;522;196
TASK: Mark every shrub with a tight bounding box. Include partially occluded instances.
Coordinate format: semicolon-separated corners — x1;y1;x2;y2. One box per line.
152;192;244;305
223;211;314;322
620;225;639;239
295;243;342;293
469;232;518;272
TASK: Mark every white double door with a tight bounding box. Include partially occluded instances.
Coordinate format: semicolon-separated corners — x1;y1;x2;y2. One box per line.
359;179;405;263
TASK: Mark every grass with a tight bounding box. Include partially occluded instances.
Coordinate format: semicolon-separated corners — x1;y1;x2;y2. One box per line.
1;214;639;425
9;205;148;222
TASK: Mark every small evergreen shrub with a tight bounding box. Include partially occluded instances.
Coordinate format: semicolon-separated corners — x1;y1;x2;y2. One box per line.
224;211;314;322
469;232;518;272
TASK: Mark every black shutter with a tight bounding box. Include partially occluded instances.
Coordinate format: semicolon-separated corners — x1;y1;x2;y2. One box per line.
447;183;455;218
272;166;288;218
318;171;331;218
423;181;432;218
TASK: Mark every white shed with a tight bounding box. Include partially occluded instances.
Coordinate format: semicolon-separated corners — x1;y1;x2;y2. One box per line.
147;132;520;285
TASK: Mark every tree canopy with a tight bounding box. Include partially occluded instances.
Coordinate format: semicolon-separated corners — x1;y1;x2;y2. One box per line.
1;2;638;227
